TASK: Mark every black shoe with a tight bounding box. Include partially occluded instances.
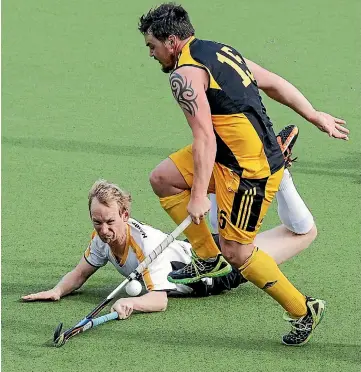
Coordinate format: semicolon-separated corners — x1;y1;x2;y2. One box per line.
167;253;232;284
277;125;299;168
282;296;326;346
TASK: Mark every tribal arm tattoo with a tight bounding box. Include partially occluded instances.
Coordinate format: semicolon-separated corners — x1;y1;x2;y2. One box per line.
169;72;198;116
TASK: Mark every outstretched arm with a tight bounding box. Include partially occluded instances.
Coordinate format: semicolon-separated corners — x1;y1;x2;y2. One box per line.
22;257;97;301
245;58;349;140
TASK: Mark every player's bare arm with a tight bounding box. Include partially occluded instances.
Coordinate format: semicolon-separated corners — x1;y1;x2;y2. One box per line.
169;66;216;224
22;257;97;301
111;290;168;319
245;58;349;140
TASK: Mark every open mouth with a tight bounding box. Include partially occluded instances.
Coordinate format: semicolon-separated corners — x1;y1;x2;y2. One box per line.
101;236;112;242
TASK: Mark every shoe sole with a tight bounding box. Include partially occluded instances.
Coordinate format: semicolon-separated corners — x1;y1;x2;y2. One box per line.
277;126;299;154
167;264;232;285
282;300;327;347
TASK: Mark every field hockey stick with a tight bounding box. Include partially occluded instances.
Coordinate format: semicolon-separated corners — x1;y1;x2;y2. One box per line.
53;215;192;347
53;311;118;345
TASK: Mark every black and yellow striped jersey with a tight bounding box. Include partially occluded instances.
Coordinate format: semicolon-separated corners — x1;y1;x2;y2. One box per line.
175;37;284;179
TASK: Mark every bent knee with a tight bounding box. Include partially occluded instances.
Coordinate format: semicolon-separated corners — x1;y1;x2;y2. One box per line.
149;167;176;197
149;159;189;197
160;296;168;312
149;168;164;194
294;221;317;238
220;239;253;267
306;223;317;241
221;248;237;266
287;215;316;236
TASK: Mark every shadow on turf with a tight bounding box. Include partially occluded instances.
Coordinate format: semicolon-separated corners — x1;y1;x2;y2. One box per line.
296;151;360;170
292;151;361;183
112;327;360;365
6;313;360;364
2;279;118;306
2;136;177;158
4;137;360;182
294;168;360;183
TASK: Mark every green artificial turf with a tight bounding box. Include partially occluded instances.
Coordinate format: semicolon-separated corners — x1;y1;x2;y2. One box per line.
2;0;360;371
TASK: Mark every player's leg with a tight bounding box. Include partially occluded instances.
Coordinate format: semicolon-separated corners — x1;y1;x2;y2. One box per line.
208;225;317;294
212;185;317;265
185;169;317;294
216;167;324;346
255;168;317;264
150;145;231;275
161;148;232;283
209;123;299;235
256;122;316;263
167;165;286;284
276;168;314;234
187;228;317;296
186;266;243;296
255;225;317;265
149;157;190;197
166;141;311;285
211;124;316;264
178;234;243;296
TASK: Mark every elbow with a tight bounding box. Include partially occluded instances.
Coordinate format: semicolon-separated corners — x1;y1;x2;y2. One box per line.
159;295;168;312
206;131;216;145
207;135;217;158
196;131;216;143
145;291;168;312
154;292;168;312
305;223;318;243
193;131;216;153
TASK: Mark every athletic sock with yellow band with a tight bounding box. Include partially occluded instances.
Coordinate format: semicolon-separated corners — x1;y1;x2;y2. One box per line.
159;190;220;259
240;247;307;318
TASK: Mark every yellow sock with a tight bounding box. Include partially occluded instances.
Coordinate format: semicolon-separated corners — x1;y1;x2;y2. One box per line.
159;190;220;259
240;248;307;318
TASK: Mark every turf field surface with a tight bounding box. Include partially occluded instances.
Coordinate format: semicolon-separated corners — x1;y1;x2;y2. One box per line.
2;1;361;371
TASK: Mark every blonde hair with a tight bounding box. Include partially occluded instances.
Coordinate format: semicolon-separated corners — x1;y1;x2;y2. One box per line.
88;179;132;214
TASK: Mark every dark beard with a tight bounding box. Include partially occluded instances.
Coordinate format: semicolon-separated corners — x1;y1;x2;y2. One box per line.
161;65;173;73
161;53;177;74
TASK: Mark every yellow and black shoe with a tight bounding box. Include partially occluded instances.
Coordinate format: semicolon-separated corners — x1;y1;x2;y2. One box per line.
282;296;326;346
277;125;299;168
167;253;232;284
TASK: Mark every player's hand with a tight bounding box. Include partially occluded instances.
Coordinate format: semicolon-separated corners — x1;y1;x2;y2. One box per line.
310;111;349;140
187;195;211;225
111;299;134;320
21;289;61;302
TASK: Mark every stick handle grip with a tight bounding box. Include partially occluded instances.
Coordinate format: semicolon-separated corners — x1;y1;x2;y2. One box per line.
91;312;118;327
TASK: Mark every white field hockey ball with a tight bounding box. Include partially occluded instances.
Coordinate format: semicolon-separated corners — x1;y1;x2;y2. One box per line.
125;280;142;296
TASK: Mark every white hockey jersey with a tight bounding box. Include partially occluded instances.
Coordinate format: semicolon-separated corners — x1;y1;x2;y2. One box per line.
84;218;193;294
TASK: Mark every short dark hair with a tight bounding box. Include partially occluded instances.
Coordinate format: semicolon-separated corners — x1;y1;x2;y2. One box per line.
138;3;195;41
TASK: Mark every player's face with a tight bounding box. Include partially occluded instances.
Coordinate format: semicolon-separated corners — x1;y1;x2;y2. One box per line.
90;198;128;244
145;33;177;73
